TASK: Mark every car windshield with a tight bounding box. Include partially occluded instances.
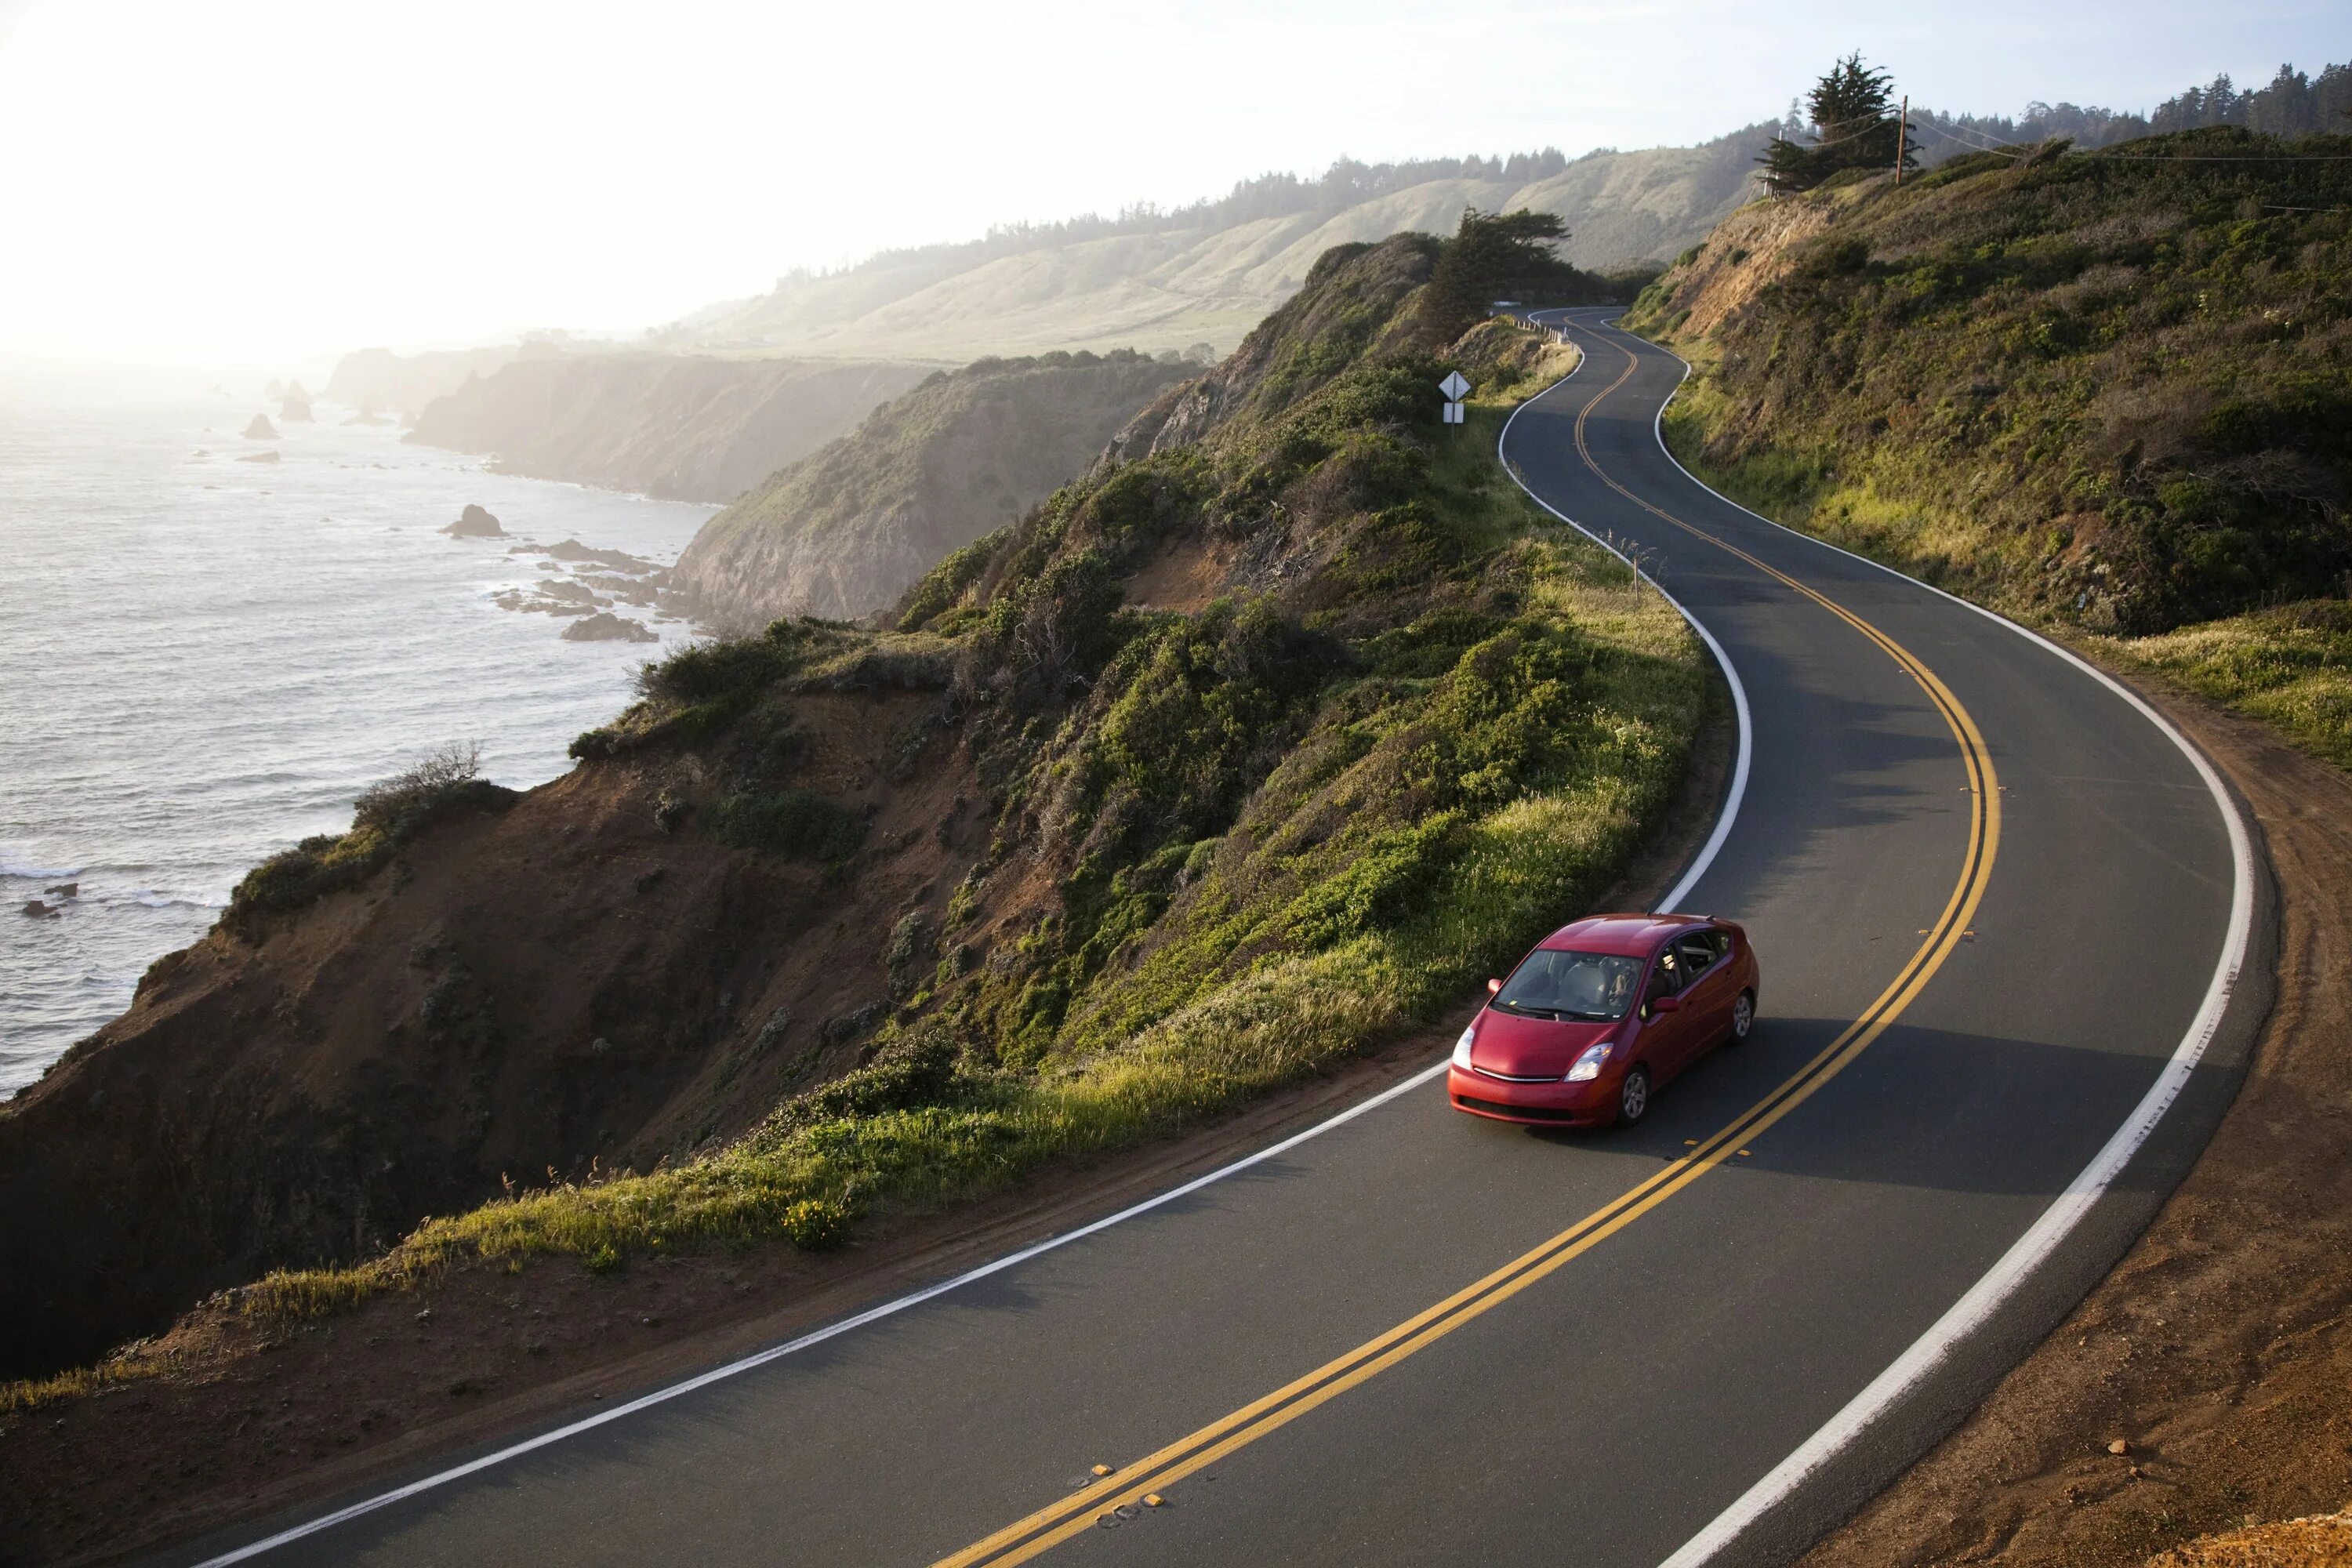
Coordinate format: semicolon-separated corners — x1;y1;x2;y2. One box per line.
1492;949;1642;1021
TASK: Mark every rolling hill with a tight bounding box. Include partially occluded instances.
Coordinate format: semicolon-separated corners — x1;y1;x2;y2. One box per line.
662;129;1785;363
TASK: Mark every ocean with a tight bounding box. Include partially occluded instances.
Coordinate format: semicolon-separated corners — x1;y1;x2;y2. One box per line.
0;376;718;1097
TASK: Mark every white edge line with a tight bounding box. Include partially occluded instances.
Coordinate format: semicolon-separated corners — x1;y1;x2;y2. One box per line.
1497;318;1751;916
193;1055;1453;1566
1545;314;2264;1568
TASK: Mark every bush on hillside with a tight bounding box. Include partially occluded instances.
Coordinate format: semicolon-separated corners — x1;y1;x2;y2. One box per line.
227;742;515;934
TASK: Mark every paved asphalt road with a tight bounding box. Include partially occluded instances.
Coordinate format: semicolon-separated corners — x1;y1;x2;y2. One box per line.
169;311;2263;1568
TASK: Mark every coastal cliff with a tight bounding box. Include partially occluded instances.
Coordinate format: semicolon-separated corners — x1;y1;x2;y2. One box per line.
323;344;541;420
0;234;1699;1385
668;349;1193;629
405;354;932;503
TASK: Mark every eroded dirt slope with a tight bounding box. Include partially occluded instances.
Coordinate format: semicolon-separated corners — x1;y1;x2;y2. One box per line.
0;689;976;1380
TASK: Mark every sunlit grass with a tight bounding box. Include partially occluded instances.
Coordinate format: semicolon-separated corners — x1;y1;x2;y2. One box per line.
2092;601;2352;771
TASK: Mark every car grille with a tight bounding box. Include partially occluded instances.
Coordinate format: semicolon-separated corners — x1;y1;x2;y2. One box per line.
1472;1066;1559;1083
1454;1094;1582;1123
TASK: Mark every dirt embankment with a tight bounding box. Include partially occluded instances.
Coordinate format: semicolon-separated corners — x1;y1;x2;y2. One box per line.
0;688;977;1385
1800;668;2352;1568
1635;191;1835;339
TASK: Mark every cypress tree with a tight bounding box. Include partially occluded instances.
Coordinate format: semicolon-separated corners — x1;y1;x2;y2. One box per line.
1758;53;1915;194
1418;207;1580;343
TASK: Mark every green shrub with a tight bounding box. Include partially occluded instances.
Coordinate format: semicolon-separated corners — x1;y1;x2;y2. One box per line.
226;745;515;932
708;789;866;861
779;1198;853;1250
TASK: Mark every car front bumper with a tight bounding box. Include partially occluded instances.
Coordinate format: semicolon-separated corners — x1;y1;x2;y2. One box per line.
1446;1065;1616;1127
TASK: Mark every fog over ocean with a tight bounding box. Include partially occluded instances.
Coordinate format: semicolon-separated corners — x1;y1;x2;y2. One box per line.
0;376;718;1095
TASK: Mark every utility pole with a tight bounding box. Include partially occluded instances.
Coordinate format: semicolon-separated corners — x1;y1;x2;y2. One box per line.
1895;94;1908;186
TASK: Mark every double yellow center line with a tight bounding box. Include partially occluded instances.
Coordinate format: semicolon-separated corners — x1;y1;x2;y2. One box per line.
930;331;2001;1568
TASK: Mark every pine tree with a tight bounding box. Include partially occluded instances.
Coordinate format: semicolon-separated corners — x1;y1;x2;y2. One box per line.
1418;208;1579;343
1757;53;1915;194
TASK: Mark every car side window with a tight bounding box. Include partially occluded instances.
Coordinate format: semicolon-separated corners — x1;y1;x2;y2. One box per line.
1675;933;1717;975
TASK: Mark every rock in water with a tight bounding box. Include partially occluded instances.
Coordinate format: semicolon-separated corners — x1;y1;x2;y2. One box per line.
242;414;278;440
561;612;658;643
237;450;281;464
263;379;285;399
280;389;314;423
441;503;506;538
20;900;58;920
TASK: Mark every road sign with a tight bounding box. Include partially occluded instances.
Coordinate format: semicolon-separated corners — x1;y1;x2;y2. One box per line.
1443;401;1464;425
1438;371;1470;401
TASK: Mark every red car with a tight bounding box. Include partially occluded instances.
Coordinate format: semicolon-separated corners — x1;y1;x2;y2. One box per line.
1449;914;1759;1128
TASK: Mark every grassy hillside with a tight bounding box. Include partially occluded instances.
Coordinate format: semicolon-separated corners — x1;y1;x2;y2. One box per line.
0;233;1708;1387
266;238;1704;1308
671;350;1194;629
666;132;1779;363
1628;126;2352;767
405;354;932;503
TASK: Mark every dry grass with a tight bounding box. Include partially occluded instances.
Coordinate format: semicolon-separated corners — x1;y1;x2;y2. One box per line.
2145;1504;2352;1566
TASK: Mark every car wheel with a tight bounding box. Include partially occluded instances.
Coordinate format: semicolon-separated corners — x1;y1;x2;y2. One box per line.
1616;1065;1651;1127
1728;990;1755;1044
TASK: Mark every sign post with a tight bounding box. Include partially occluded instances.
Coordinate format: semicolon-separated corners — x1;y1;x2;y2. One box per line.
1439;370;1469;427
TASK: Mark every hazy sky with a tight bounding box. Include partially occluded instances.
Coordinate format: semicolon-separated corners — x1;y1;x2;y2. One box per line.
0;0;2339;365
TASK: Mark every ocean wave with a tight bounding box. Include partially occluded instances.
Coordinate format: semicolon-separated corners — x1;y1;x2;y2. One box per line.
0;852;83;881
131;890;231;910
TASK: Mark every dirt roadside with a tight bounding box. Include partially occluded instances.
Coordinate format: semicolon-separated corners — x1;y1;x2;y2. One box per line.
1798;663;2352;1568
0;642;1740;1568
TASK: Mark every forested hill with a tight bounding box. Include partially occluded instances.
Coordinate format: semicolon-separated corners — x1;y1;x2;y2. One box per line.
658;126;1781;363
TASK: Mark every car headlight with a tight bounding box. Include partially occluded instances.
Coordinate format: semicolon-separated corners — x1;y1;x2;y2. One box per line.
1452;1025;1476;1071
1565;1042;1612;1083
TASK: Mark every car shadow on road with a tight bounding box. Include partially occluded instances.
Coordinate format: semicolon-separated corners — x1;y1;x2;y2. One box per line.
1516;1014;2212;1202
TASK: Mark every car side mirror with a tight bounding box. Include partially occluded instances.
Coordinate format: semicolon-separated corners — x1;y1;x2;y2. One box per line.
1486;978;1502;996
1650;994;1682;1014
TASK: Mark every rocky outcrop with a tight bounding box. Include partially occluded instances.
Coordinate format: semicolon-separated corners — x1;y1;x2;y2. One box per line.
405;354;934;503
236;451;280;464
561;612;658;643
670;349;1193;630
241;414;278;440
440;503;505;538
280;388;314;423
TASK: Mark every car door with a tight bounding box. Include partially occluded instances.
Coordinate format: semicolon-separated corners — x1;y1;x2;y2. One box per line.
1673;929;1736;1053
1637;943;1700;1078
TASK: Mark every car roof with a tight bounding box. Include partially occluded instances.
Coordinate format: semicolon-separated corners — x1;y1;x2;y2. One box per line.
1537;913;1710;956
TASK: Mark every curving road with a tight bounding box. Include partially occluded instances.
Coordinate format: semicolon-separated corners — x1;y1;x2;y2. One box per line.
168;310;2264;1568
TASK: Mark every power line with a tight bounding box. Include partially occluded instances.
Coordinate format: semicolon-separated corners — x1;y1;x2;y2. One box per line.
1918;120;2035;154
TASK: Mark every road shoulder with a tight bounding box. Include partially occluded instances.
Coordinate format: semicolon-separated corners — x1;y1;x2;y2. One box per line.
1797;659;2352;1568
